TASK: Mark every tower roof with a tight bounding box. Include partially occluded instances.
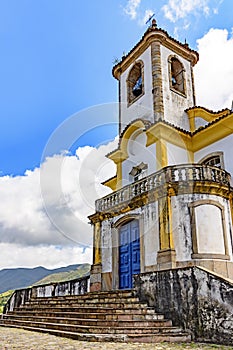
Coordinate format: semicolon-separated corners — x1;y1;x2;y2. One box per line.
112;19;199;80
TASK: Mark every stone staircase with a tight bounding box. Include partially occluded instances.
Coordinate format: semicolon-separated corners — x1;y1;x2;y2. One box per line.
0;290;191;343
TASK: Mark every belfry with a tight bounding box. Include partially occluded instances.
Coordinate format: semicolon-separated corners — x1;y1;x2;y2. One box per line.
89;19;233;291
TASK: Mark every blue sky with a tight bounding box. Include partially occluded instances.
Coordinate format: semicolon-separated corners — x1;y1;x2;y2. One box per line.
0;0;232;176
0;0;233;269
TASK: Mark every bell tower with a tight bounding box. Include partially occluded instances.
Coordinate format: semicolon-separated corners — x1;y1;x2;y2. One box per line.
113;19;199;132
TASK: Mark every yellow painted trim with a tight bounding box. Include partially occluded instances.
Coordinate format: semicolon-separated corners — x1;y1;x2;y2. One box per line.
156;140;168;170
159;196;174;250
102;176;117;191
107;120;147;164
121;121;145;156
147;122;192;151
158;197;166;250
168;196;174;249
188;150;194;163
94;222;101;265
189;116;196;133
113;29;198;80
192;112;233;151
187;107;231;132
147;112;233;153
229;193;233;231
107;149;128;164
116;163;122;190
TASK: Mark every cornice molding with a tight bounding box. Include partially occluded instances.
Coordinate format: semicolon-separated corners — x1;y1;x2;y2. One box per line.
89;181;232;223
113;26;199;80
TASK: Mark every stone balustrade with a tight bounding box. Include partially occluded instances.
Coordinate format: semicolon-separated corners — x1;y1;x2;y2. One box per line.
96;164;231;212
3;275;90;314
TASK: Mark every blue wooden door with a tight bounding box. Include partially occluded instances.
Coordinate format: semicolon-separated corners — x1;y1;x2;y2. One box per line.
119;220;140;289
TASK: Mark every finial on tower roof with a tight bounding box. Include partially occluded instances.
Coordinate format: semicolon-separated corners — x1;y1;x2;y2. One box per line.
184;38;189;48
152;18;157;27
145;13;156;27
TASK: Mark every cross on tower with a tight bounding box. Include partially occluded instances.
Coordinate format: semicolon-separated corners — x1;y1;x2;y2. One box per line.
145;13;155;26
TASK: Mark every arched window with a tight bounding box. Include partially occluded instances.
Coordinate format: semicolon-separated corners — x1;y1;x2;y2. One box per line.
200;152;225;169
169;57;185;95
127;61;144;104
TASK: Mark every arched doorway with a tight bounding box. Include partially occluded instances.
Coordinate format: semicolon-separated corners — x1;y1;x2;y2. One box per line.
119;220;140;289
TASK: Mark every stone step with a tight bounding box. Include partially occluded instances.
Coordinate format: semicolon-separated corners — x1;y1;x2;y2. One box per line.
0;318;184;335
19;301;149;310
126;333;191;343
28;290;135;302
2;314;171;327
1;289;191;343
25;298;141;307
30;295;139;304
8;310;164;320
0;323;191;343
65;290;135;299
14;305;156;314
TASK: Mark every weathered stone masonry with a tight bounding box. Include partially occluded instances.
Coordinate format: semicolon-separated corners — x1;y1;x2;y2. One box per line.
134;266;233;345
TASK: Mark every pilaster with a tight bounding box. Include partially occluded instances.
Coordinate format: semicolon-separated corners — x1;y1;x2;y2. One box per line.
151;42;164;121
90;221;102;292
156;139;168;170
157;194;176;269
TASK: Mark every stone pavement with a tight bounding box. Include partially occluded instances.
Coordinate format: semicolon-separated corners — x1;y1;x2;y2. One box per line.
0;327;232;350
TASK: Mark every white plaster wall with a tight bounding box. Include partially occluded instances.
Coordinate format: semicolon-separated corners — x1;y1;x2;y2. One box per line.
195;204;225;254
172;193;233;262
194;134;233;178
172;194;193;261
160;46;194;130
120;46;154;130
143;202;160;267
167;142;189;166
101;220;112;273
122;133;156;186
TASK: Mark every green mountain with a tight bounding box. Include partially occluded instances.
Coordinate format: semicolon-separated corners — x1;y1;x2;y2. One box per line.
0;263;91;313
0;263;91;294
33;263;90;286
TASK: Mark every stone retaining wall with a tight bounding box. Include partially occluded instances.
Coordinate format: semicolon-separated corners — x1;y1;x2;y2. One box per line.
134;266;233;345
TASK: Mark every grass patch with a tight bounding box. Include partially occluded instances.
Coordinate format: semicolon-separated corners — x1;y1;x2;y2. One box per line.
0;289;14;314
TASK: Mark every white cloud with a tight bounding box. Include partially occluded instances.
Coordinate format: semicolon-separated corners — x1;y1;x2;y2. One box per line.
194;28;233;110
0;138;117;269
0;243;92;270
139;9;154;27
122;1;154;27
162;0;220;22
123;0;141;20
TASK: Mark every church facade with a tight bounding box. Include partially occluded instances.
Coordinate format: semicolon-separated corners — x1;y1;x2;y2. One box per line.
89;19;233;292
